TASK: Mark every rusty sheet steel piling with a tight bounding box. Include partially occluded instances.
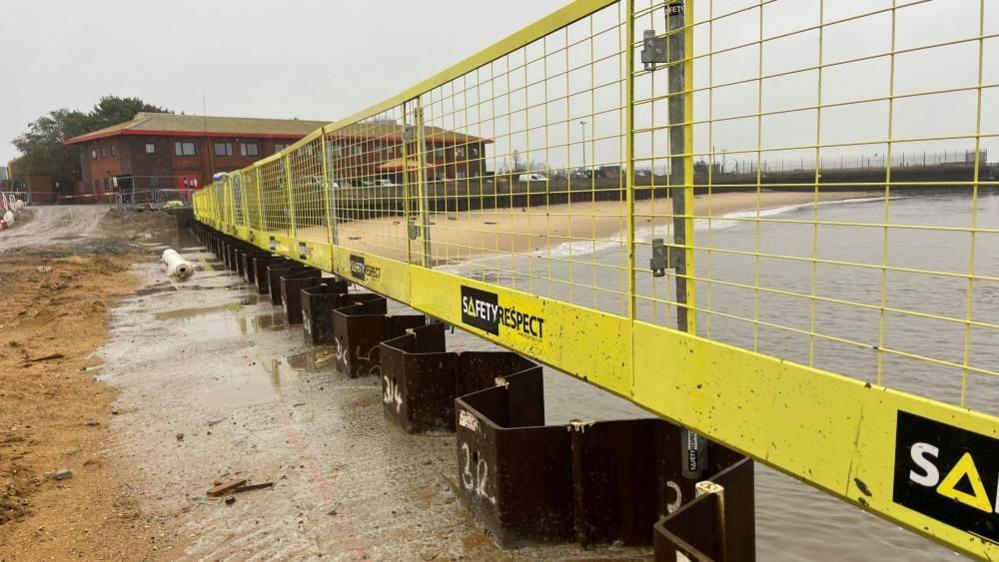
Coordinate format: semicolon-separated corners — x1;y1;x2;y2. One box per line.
280;269;323;324
653;458;755;562
267;262;312;306
330;298;425;378
455;373;753;551
379;323;542;433
241;251;272;284
253;256;288;295
300;280;353;345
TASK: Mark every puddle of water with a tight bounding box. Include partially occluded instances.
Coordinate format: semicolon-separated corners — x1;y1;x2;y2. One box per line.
202;369;278;408
154;302;245;321
238;312;289;335
136;283;179;296
285;347;336;373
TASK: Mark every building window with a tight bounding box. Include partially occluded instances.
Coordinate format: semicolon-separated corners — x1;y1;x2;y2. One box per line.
111;145;117;157
214;142;233;156
456;147;466;158
240;142;259;157
434;148;445;158
274;143;289;153
175;141;196;156
91;148;97;159
101;146;107;158
351;145;363;156
145;143;156;154
470;146;479;157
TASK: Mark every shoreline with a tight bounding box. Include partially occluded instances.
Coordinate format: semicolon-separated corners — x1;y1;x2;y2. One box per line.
329;190;874;264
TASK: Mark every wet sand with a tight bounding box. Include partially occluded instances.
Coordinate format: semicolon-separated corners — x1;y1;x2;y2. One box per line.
318;191;872;264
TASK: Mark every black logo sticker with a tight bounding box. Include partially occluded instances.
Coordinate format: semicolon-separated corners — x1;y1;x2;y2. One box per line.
349;254;380;282
893;410;999;543
460;285;545;340
349;254;366;281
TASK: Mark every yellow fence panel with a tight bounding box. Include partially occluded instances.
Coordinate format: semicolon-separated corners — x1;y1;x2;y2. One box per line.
192;1;999;558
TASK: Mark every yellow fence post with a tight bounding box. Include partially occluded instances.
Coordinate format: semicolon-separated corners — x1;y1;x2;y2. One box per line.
284;154;296;238
320;127;335;245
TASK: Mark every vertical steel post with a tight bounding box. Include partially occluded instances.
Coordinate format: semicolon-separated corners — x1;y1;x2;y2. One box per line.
626;0;636;323
320;128;336;245
402;103;413;264
284;154;296;238
256;167;265;232
414;99;433;268
668;0;706;480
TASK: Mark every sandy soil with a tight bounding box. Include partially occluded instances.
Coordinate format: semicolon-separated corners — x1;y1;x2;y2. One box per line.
321;191;871;263
0;254;159;559
0;207;180;560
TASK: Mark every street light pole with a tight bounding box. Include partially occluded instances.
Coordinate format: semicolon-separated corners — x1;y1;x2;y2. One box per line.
579;120;587;171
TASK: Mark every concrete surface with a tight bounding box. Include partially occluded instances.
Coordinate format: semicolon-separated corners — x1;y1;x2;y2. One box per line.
98;237;651;561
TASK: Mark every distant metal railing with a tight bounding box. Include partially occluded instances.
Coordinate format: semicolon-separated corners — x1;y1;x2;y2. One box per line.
193;1;999;558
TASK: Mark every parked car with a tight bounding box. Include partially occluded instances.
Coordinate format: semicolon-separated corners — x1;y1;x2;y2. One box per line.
517;173;549;182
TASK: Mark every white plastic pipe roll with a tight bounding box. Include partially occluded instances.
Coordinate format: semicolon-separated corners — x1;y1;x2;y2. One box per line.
162;249;194;280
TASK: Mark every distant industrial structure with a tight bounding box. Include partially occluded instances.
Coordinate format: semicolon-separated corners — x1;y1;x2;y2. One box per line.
64;113;329;198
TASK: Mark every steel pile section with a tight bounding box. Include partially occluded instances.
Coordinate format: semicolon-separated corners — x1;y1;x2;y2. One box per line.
330;298;426;378
254;256;289;295
379;323;541;433
456;372;751;549
279;269;323;324
240;250;272;284
265;259;307;306
653;458;755;562
300;280;352;344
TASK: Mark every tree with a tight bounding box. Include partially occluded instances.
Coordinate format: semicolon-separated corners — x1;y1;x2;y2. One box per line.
11;96;170;186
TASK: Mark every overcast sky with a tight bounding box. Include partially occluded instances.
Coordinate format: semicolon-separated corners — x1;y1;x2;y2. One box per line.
1;0;995;171
0;0;569;165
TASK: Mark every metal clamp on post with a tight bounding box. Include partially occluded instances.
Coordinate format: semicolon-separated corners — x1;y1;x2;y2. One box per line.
641;30;667;72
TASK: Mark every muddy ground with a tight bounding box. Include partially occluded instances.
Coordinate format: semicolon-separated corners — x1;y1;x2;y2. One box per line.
0;209;650;561
0;208;179;560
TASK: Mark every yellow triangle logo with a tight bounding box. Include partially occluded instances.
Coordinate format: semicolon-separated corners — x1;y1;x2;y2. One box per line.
936;452;994;513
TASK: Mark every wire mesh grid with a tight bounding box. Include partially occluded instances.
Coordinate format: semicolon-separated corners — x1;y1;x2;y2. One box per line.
197;0;998;417
260;158;289;235
412;2;632;316
243;169;263;231
325;106;412;261
289;137;327;243
631;0;999;414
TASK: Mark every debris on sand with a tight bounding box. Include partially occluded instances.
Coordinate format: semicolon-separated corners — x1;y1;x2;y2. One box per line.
162;249;194;280
46;469;73;481
207;479;247;497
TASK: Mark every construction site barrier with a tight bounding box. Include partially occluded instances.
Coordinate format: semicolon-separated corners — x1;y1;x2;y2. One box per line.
192;1;999;557
379;322;540;433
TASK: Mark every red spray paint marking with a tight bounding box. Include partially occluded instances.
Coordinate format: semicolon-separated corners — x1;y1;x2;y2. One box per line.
276;407;369;560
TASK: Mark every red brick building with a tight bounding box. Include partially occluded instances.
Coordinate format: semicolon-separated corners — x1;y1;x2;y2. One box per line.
65;113;329;197
65;112;490;197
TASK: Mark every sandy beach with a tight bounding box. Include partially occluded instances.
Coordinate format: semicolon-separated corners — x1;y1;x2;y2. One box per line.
304;190;872;264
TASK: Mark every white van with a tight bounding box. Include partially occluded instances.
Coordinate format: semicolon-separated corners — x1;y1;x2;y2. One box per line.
517;173;548;182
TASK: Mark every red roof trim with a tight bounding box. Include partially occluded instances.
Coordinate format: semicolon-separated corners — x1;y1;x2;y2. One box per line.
66;129;494;146
64;129;312;145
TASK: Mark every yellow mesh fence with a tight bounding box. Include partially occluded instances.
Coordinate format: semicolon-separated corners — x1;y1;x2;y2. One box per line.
193;1;999;556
